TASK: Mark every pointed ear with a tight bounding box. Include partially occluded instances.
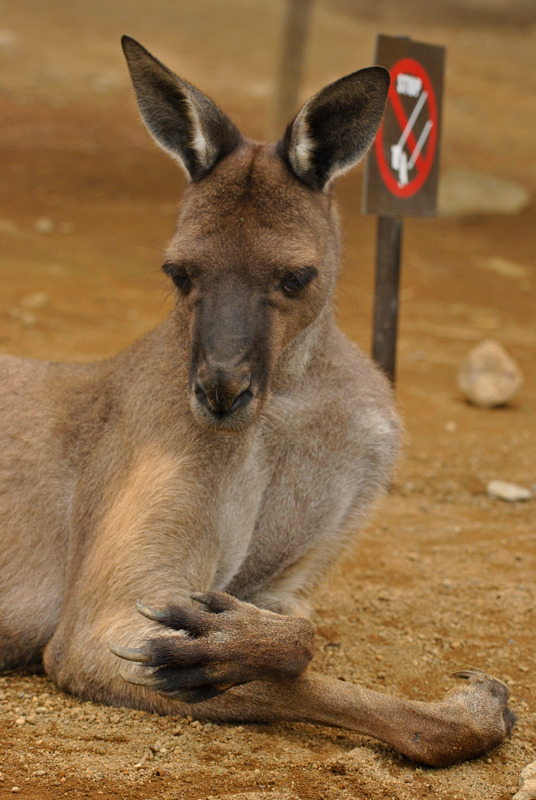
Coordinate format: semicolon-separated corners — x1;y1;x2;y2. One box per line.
277;67;390;191
121;36;242;182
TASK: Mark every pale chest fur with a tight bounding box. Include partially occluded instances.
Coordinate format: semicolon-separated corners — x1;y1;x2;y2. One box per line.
204;382;375;601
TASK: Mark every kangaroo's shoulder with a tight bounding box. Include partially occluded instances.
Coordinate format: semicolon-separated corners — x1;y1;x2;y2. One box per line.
307;325;399;418
265;327;400;455
324;331;401;456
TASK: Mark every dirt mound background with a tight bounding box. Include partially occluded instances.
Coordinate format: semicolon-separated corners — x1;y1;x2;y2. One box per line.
0;1;534;798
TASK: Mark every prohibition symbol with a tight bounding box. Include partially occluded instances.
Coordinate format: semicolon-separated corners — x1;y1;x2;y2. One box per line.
375;57;438;199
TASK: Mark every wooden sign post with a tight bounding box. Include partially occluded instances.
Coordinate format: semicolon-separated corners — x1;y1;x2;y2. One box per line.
363;35;445;384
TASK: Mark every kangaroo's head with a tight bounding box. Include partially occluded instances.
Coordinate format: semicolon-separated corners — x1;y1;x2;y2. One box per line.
122;36;389;430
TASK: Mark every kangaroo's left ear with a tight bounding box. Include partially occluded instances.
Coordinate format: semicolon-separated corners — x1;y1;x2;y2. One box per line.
278;67;390;191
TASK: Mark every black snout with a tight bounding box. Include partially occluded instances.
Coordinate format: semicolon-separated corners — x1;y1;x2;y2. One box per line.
194;367;253;419
189;278;271;425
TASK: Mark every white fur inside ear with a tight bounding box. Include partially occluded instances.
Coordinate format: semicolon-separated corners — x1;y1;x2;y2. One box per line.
289;103;370;190
143;92;216;181
186;99;216;169
288;111;315;176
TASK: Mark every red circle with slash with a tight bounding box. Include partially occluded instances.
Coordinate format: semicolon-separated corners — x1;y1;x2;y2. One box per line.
375;57;438;198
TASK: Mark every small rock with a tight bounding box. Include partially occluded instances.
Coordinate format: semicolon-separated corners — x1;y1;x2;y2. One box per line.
487;480;531;502
11;788;20;794
7;308;37;328
34;217;55;234
14;716;26;725
513;760;536;800
477;256;529;281
457;339;523;407
0;219;25;238
20;292;49;310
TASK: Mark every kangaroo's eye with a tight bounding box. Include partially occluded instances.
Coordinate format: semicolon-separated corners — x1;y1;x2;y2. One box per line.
162;263;193;293
280;267;318;296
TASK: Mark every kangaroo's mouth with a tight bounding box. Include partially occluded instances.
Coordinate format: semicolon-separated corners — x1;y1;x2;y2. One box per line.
194;381;253;420
190;374;258;431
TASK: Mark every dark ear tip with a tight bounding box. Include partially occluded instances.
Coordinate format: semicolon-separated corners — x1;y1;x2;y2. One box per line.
121;35;141;56
363;65;391;92
374;65;391;87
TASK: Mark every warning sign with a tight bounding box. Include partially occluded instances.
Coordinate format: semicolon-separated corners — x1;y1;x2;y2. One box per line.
375;57;438;198
363;36;445;217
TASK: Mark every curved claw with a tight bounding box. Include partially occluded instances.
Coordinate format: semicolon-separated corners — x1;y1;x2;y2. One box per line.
191;591;235;613
452;668;486;682
451;669;509;693
136;600;169;623
108;641;151;663
118;668;158;688
118;669;227;703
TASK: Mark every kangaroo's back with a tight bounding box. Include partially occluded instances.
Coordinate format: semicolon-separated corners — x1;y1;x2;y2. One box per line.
0;355;76;665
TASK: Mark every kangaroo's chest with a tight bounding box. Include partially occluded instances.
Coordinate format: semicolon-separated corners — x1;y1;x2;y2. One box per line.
210;394;337;598
207;434;269;592
207;424;303;594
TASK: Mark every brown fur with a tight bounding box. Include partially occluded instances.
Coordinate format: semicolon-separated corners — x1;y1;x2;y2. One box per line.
0;37;513;766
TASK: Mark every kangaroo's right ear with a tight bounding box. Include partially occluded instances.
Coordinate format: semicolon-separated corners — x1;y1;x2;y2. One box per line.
278;67;390;191
121;36;242;182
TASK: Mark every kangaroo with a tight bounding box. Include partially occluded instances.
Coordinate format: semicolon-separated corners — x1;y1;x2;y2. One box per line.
0;36;513;767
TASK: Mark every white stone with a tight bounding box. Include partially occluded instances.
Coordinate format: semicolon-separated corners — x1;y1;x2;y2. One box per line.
20;292;50;310
457;339;523;407
7;307;37;328
487;480;531;502
477;257;529;281
513;760;536;800
34;217;55;234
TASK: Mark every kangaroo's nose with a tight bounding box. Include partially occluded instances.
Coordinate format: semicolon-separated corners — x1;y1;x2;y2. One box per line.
194;362;252;417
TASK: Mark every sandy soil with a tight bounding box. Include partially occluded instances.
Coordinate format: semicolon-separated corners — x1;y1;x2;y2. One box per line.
0;1;535;798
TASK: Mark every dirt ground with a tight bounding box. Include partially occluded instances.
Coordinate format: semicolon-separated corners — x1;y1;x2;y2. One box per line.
0;1;535;799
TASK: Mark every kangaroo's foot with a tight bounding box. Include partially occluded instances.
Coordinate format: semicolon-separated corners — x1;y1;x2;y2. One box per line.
297;667;514;767
420;668;515;766
109;591;315;702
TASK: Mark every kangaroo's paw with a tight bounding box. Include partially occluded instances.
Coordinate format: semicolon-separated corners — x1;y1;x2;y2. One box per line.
109;592;315;703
